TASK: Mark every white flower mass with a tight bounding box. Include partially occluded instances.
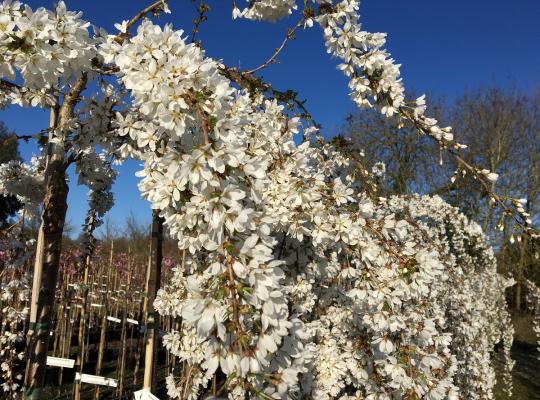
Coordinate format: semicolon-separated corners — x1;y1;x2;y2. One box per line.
0;0;530;399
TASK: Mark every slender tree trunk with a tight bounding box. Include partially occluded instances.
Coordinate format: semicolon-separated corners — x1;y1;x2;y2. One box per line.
165;316;171;373
24;149;67;397
93;304;108;400
59;303;74;387
134;235;153;386
24;76;87;400
52;306;61;355
143;211;163;392
117;310;128;398
57;303;68;387
514;282;522;310
515;239;526;311
93;241;114;400
24;105;67;399
73;215;94;400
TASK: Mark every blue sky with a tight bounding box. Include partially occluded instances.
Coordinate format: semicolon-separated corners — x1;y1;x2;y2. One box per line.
2;0;539;236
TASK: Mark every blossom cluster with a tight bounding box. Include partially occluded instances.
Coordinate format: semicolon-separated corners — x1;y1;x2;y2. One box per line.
238;0;515;219
103;20;313;397
0;1;523;399
235;0;297;21
0;0;118;258
99;17;515;399
525;279;540;361
0;156;44;216
385;195;515;399
0;0;96;107
0;227;32;396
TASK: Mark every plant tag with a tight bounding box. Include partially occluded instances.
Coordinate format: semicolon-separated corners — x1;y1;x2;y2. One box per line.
75;373;118;387
134;389;160;400
47;357;75;368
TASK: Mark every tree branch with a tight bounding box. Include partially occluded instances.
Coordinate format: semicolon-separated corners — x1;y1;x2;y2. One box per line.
246;19;304;74
115;0;170;43
219;65;320;131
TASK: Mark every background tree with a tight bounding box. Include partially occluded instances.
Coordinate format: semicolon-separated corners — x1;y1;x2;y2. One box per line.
447;88;540;309
0;121;22;224
337;95;445;196
339;86;540;305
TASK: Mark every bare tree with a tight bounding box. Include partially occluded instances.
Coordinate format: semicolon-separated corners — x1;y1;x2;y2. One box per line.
0;121;22;224
338;94;445;196
339;86;540;307
124;209;149;245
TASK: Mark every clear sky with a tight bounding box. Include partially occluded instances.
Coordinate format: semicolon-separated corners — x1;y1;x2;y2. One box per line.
2;0;539;237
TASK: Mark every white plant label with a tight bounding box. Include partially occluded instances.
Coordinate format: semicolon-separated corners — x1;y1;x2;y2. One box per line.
134;389;160;400
46;357;75;368
75;373;118;387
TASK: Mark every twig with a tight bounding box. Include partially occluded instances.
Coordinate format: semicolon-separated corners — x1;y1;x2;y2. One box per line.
400;107;535;237
184;91;211;144
115;0;170;43
219;65;320;130
0;79;21;91
190;1;210;46
15;128;51;142
246;19;304;74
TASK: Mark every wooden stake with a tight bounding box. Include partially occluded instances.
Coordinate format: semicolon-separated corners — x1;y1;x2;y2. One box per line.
93;304;108;400
142;211;163;392
134;231;152;386
73;212;95;400
117;310;128;398
93;241;114;400
24;103;67;400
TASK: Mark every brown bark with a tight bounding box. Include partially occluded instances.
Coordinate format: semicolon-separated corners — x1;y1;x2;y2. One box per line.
514;239;526;311
23;155;68;398
93;241;113;400
24;76;87;400
117;310;128;398
73;233;93;400
59;302;74;387
93;306;108;400
24;106;65;399
514;281;522;311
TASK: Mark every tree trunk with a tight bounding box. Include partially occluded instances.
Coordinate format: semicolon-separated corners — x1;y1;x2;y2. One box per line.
73;235;93;400
93;241;114;400
24;75;87;400
93;306;108;400
142;211;163;392
23;163;68;398
117;310;128;398
59;302;74;387
514;281;522;311
514;239;526;311
73;209;99;399
24;105;69;399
